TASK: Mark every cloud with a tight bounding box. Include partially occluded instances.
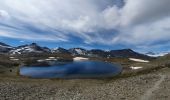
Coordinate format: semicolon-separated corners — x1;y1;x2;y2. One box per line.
0;0;170;51
0;0;120;43
0;10;10;20
117;0;170;48
120;0;170;26
96;0;170;50
0;28;69;42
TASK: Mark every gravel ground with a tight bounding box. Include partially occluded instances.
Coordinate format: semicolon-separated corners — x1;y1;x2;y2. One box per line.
0;68;170;100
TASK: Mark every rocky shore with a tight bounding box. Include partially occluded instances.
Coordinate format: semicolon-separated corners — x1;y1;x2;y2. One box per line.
0;67;170;100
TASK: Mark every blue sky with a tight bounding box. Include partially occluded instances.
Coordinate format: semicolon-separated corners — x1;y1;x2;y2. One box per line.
0;0;170;53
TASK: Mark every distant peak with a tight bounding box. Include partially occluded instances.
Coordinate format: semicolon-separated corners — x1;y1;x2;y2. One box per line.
30;43;37;46
111;48;134;52
0;42;10;47
123;48;133;51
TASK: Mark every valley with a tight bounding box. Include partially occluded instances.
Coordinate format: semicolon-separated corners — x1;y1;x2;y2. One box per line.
0;42;170;100
0;42;169;77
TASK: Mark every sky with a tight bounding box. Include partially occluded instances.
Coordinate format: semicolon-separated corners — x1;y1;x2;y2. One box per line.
0;0;170;52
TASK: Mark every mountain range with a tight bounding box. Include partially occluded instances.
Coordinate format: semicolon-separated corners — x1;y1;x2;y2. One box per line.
0;42;161;60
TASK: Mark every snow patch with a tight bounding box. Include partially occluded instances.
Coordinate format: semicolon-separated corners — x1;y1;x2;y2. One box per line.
130;66;143;70
129;58;149;63
37;59;45;62
9;57;15;59
45;58;57;61
73;57;89;61
48;57;55;59
10;59;19;61
37;57;58;62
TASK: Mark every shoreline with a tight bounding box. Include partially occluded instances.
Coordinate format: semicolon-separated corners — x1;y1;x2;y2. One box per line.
1;58;168;78
0;61;168;80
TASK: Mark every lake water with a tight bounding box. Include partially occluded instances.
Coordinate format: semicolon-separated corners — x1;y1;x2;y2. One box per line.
20;61;122;79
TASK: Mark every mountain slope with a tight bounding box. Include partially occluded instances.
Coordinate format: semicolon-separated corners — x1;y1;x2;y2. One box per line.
88;49;108;57
69;48;87;56
110;49;150;59
52;47;70;54
10;43;50;54
0;42;13;53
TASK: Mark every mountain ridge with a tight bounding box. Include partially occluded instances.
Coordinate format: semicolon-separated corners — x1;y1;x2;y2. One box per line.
0;42;154;60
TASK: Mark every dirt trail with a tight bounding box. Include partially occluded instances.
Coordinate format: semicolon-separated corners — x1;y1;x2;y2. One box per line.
140;74;166;100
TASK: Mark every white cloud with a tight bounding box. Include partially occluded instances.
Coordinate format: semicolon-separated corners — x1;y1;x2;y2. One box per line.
98;0;170;49
0;29;68;42
120;0;170;26
102;6;120;29
0;10;10;20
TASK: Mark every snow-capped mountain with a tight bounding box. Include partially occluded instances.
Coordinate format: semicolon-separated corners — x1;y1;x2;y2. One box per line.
0;42;13;53
10;43;50;54
52;47;70;54
145;52;169;57
0;42;154;59
69;48;88;56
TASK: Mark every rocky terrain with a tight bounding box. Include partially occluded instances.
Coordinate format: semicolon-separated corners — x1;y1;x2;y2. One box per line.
0;67;170;100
